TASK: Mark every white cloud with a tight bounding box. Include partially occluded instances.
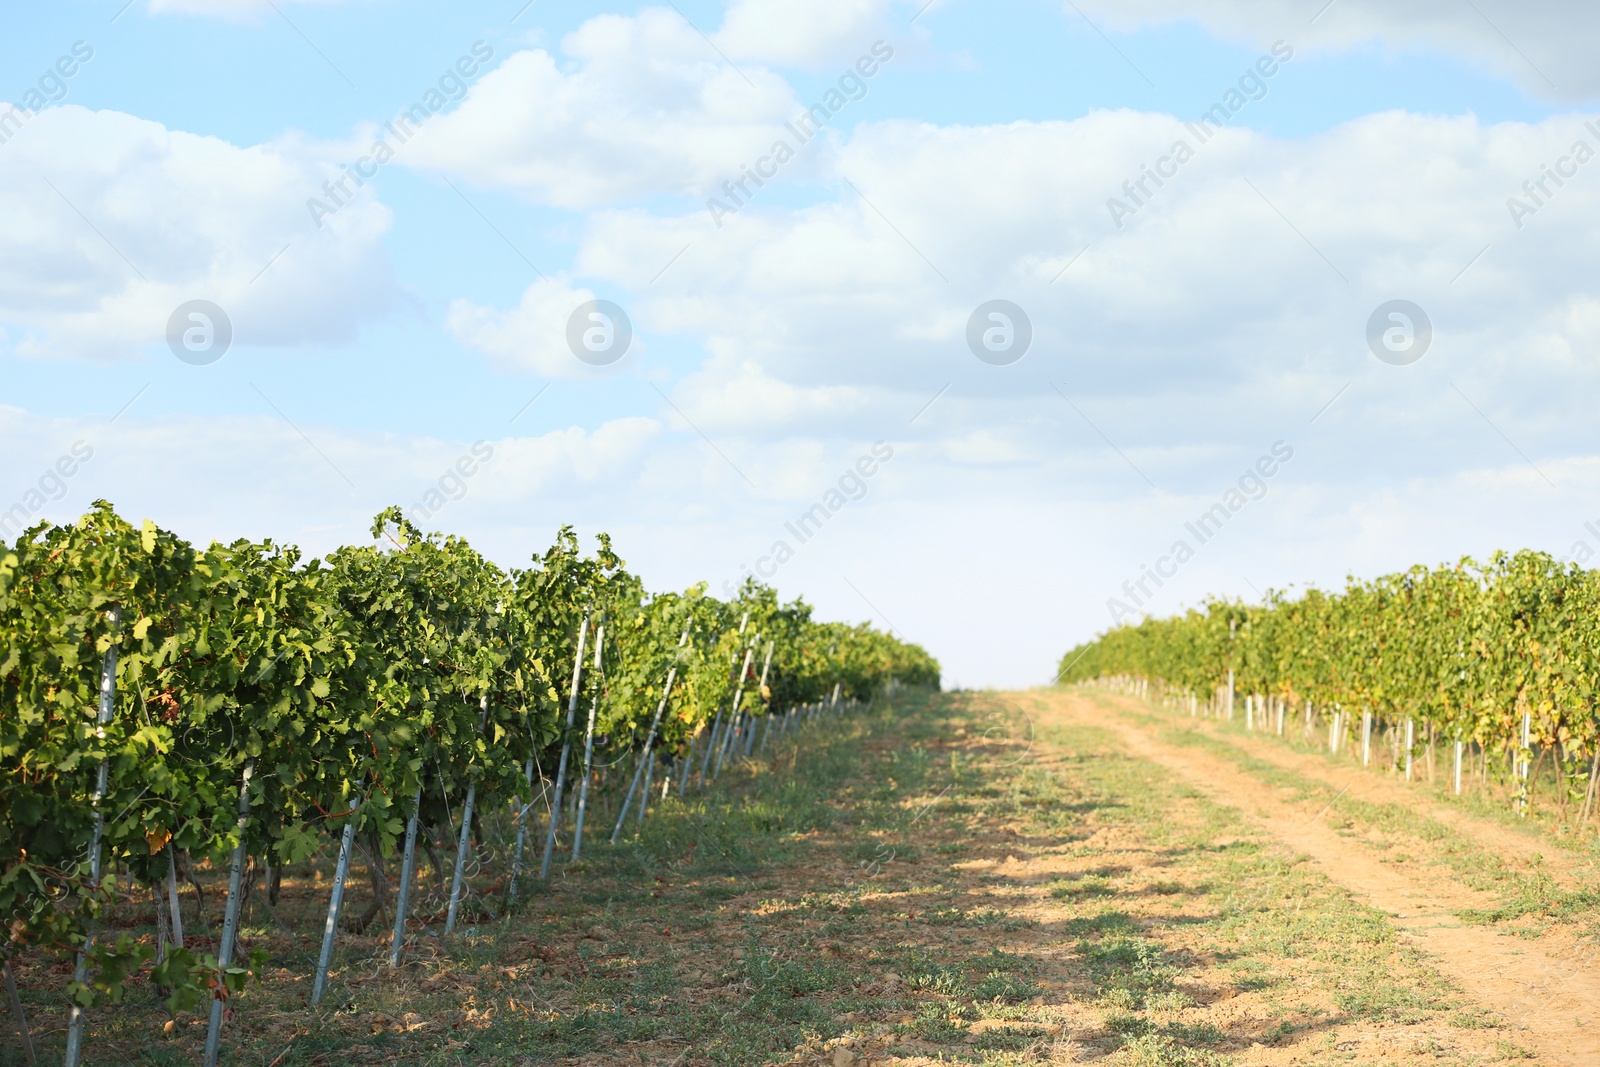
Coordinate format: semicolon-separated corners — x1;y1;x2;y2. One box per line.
0;402;665;552
546;106;1600;478
665;359;874;436
716;0;898;68
0;106;397;363
402;9;802;209
444;276;623;379
1068;0;1600;102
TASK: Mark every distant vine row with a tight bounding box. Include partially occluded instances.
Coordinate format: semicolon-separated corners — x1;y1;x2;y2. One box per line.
1058;550;1600;821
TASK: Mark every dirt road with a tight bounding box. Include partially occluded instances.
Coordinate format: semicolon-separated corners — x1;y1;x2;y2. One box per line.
1029;687;1600;1065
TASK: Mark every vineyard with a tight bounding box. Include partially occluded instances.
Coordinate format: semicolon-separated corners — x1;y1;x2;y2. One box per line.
1058;549;1600;824
0;501;937;1066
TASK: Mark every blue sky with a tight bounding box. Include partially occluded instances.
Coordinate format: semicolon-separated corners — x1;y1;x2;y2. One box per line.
4;0;1599;687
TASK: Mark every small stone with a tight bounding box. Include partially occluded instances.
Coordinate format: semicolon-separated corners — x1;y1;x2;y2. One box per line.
833;1049;858;1067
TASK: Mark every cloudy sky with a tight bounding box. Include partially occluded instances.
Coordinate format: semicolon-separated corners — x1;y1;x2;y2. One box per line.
4;0;1599;688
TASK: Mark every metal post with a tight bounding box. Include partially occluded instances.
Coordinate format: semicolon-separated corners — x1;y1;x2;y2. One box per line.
1454;740;1464;795
641;759;661;823
572;621;606;861
702;613;749;784
445;697;490;935
640;631;692;820
678;733;697;796
312;803;360;1005
714;711;739;779
4;961;35;1066
746;642;774;758
542;612;591;879
698;712;722;786
203;763;254;1067
389;784;423;968
1362;709;1373;767
716;646;757;779
63;608;118;1067
1518;711;1532;816
508;758;536;903
1405;719;1416;781
616;652;683;841
508;758;534;902
165;845;185;949
445;780;477;934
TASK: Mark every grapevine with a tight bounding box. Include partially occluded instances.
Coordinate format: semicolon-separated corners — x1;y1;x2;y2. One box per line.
0;501;938;1057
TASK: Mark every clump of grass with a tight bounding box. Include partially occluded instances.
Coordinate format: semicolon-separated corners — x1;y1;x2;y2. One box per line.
910;1004;967;1044
1113;1033;1231;1066
1079;935;1179;1008
972;1025;1048;1052
972;970;1040;1004
1051;874;1116;900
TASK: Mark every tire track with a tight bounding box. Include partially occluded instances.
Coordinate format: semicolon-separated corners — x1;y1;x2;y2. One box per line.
1035;689;1600;1065
1178;705;1600;891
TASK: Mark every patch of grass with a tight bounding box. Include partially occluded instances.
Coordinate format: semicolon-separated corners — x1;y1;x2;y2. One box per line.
1079;934;1179;1008
1051;874;1116;900
1145;710;1600;933
925;905;1038;930
25;687;1549;1067
904;956;969;997
1113;1033;1231;1066
911;1004;968;1044
972;1025;1048;1051
972;970;1041;1004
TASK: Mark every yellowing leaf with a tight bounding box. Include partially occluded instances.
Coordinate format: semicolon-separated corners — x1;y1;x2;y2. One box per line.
146;827;172;854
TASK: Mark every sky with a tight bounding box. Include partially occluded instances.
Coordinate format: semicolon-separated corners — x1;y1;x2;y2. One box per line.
3;0;1599;689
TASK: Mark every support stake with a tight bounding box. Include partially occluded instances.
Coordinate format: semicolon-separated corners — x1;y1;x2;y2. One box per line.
388;784;423;969
572;621;606;861
312;802;360;1005
616;641;684;841
507;758;536;904
63;607;118;1067
203;763;254;1067
4;961;35;1067
542;612;591;879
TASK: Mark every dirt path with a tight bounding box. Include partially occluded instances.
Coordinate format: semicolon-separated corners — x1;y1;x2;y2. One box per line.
1030;688;1600;1065
1184;706;1600;891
